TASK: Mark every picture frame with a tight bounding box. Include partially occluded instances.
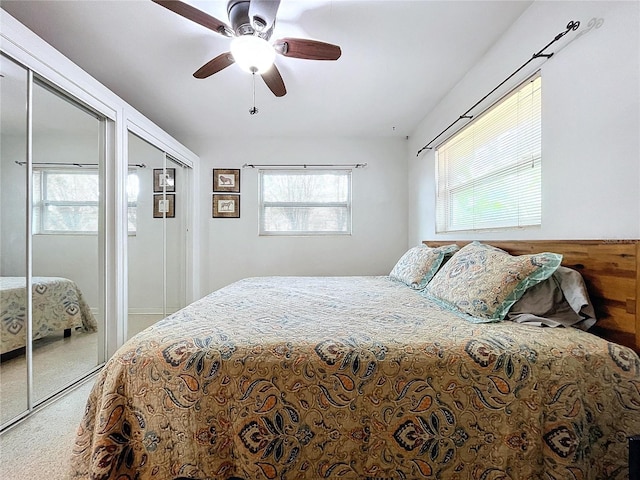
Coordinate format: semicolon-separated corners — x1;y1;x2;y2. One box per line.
153;194;175;218
212;194;240;218
153;168;176;193
213;168;240;193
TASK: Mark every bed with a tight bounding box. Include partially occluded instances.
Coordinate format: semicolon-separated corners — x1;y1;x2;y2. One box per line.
0;276;97;356
70;240;640;480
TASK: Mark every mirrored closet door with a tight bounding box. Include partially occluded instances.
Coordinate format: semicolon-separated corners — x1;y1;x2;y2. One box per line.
0;53;107;427
30;78;105;403
127;132;188;339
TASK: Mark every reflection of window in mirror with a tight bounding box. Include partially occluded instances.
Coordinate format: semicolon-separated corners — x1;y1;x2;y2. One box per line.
127;170;140;234
32;168;140;234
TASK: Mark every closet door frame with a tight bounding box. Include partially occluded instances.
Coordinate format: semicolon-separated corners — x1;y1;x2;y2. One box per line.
2;11;202;339
1;11;201;430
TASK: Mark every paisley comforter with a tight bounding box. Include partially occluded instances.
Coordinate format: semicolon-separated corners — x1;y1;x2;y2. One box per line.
1;276;97;355
70;276;640;479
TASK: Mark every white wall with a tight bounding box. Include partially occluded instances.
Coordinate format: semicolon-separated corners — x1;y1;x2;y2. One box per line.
408;0;640;244
182;136;408;293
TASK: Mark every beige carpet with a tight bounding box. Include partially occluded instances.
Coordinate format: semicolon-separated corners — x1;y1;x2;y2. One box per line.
0;377;94;479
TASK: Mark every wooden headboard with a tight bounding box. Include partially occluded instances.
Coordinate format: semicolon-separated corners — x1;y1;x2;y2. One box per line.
424;240;640;353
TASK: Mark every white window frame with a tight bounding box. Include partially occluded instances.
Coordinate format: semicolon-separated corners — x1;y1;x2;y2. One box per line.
259;169;352;236
435;75;542;233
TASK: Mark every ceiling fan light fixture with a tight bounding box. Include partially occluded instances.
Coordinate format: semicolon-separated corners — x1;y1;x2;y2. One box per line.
230;35;275;74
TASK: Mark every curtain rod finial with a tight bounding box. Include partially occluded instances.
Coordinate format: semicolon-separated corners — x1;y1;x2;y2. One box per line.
416;146;432;157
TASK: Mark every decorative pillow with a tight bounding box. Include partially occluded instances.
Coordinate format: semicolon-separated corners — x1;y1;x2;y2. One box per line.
507;266;597;330
389;245;459;290
423;241;562;323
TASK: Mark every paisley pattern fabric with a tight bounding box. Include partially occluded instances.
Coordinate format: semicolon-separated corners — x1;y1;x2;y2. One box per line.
389;244;458;290
70;276;640;480
424;241;562;322
0;276;97;354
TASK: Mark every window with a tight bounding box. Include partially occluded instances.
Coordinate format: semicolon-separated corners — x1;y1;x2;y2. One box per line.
33;169;139;234
435;75;541;232
259;169;351;235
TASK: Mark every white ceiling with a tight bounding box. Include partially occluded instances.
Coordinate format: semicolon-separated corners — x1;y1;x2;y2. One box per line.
1;0;532;146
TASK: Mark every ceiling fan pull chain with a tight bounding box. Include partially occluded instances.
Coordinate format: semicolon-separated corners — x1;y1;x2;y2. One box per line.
249;71;259;115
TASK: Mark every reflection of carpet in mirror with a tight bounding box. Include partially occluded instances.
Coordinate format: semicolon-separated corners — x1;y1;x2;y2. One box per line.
0;330;98;425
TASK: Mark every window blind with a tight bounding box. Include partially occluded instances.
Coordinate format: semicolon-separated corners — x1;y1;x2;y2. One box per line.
436;75;541;232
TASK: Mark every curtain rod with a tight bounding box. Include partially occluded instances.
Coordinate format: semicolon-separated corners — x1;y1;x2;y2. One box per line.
416;20;580;157
242;163;367;169
15;161;146;168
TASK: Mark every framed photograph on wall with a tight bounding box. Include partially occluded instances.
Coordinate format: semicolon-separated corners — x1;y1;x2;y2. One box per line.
153;168;176;192
212;194;240;218
153;194;175;218
213;168;240;193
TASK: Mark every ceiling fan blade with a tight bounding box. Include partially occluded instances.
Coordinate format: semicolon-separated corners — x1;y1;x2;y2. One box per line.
261;64;286;97
249;0;281;33
274;38;342;61
152;0;233;37
193;53;235;79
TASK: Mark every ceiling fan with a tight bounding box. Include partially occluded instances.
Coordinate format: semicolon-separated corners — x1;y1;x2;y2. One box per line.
152;0;342;97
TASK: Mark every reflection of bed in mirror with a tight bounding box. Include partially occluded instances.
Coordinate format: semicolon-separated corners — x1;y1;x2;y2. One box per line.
0;276;97;356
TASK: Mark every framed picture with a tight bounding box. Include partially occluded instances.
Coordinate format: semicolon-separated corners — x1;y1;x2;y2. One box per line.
213;168;240;193
153;194;175;218
212;194;240;218
153;168;176;192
